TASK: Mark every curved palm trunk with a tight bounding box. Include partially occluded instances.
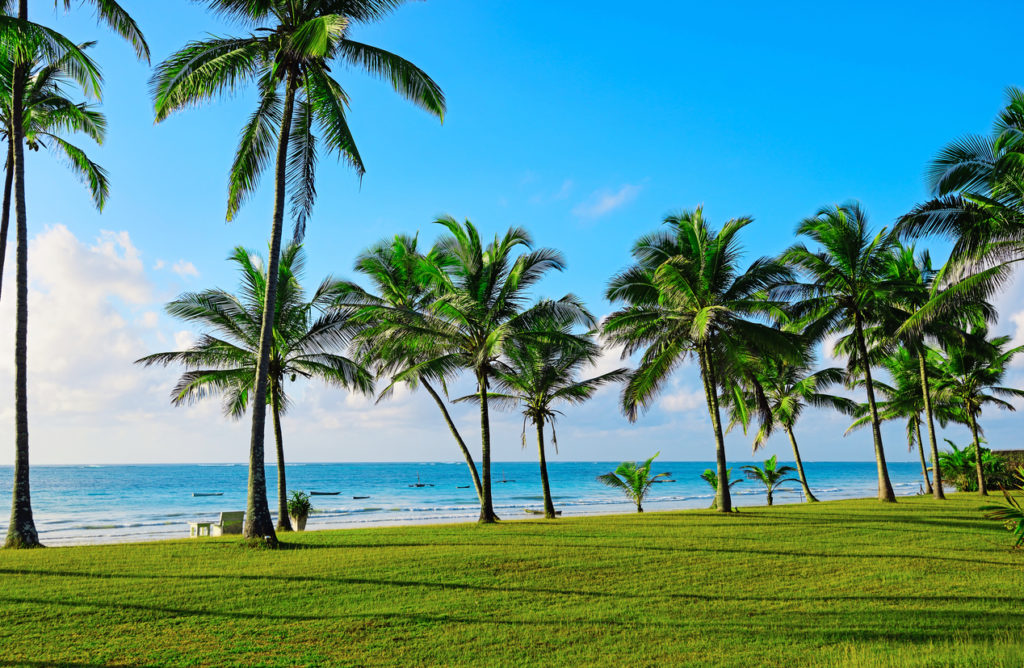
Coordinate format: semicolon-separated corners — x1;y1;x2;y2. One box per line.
967;409;986;496
0;143;14;301
272;395;292;532
698;345;731;513
785;427;819;502
5;0;41;549
243;70;299;545
854;315;897;502
766;486;774;506
477;372;497;523
422;379;483;502
919;352;945;500
535;419;556;519
913;417;932;495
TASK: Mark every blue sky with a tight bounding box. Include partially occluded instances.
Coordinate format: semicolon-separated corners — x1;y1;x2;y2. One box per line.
3;0;1024;465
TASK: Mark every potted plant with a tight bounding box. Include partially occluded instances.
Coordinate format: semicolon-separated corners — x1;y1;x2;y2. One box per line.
287;491;312;531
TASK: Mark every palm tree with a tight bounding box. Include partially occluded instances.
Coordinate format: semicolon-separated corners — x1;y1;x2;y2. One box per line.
603;207;797;513
1;6;112;549
722;358;855;503
338;234;484;502
741;455;799;506
780;203;903;503
365;217;590;522
152;0;444;542
0;39;108;301
136;244;372;531
846;348;960;495
864;243;998;500
936;328;1024;495
471;324;628;519
700;468;741;510
897;87;1024;278
598;453;670;513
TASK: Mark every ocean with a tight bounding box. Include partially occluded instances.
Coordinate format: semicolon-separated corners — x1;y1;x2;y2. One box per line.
0;461;932;545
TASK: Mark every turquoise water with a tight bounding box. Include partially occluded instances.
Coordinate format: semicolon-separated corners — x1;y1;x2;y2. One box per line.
0;461;932;545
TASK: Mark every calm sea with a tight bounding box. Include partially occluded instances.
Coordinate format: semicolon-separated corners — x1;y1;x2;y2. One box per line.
0;461;931;545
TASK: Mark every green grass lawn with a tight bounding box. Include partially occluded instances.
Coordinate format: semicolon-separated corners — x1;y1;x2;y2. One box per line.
1;494;1022;667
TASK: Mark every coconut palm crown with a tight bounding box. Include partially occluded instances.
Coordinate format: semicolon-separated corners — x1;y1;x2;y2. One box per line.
603;207;797;513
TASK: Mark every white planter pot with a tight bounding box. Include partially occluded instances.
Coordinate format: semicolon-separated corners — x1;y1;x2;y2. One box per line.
290;514;307;531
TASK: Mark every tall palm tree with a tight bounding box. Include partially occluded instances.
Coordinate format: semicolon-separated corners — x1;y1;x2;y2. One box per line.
846;347;961;495
0;39;108;301
865;243;997;500
700;468;741;510
338;234;484;502
469;323;627;519
721;358;855;503
937;327;1024;495
598;453;670;513
780;203;903;502
367;217;590;522
603;207;796;513
1;6;112;549
136;244;372;531
152;0;444;542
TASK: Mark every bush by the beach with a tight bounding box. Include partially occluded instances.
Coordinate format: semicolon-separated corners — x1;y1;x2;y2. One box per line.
1;496;1022;666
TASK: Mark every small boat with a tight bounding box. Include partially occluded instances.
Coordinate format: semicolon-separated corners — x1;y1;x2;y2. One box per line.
408;474;434;488
310;491;340;496
524;509;561;516
352;496;370;500
456;485;470;489
497;473;516;483
192;492;223;497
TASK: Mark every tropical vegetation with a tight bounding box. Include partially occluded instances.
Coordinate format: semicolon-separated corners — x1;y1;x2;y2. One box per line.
741;455;799;506
597;453;670;513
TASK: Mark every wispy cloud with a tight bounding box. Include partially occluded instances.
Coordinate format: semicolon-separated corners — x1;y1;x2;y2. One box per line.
572;183;642;218
171;260;199;279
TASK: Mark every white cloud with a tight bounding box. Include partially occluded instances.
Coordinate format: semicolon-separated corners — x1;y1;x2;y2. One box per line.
660;387;705;413
171;260;199;279
572;183;642;218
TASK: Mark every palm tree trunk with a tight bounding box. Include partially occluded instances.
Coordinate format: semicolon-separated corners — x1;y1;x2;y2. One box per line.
913;417;932;495
0;143;14;301
535;419;556;519
698;345;731;513
272;394;292;532
477;371;497;523
767;488;773;506
422;379;482;502
919;351;945;500
243;69;299;545
785;426;819;502
5;0;41;549
967;409;986;496
854;314;897;502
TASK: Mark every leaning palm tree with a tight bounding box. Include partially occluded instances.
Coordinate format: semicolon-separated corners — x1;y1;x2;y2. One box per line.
338;234;484;502
598;453;670;513
366;217;591;523
0;39;108;301
780;203;904;503
721;358;855;503
741;455;799;507
937;327;1024;495
469;324;628;519
1;9;109;548
151;0;444;542
136;244;372;531
603;207;797;513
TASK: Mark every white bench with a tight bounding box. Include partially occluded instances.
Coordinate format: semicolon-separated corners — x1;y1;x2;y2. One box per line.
190;511;244;537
